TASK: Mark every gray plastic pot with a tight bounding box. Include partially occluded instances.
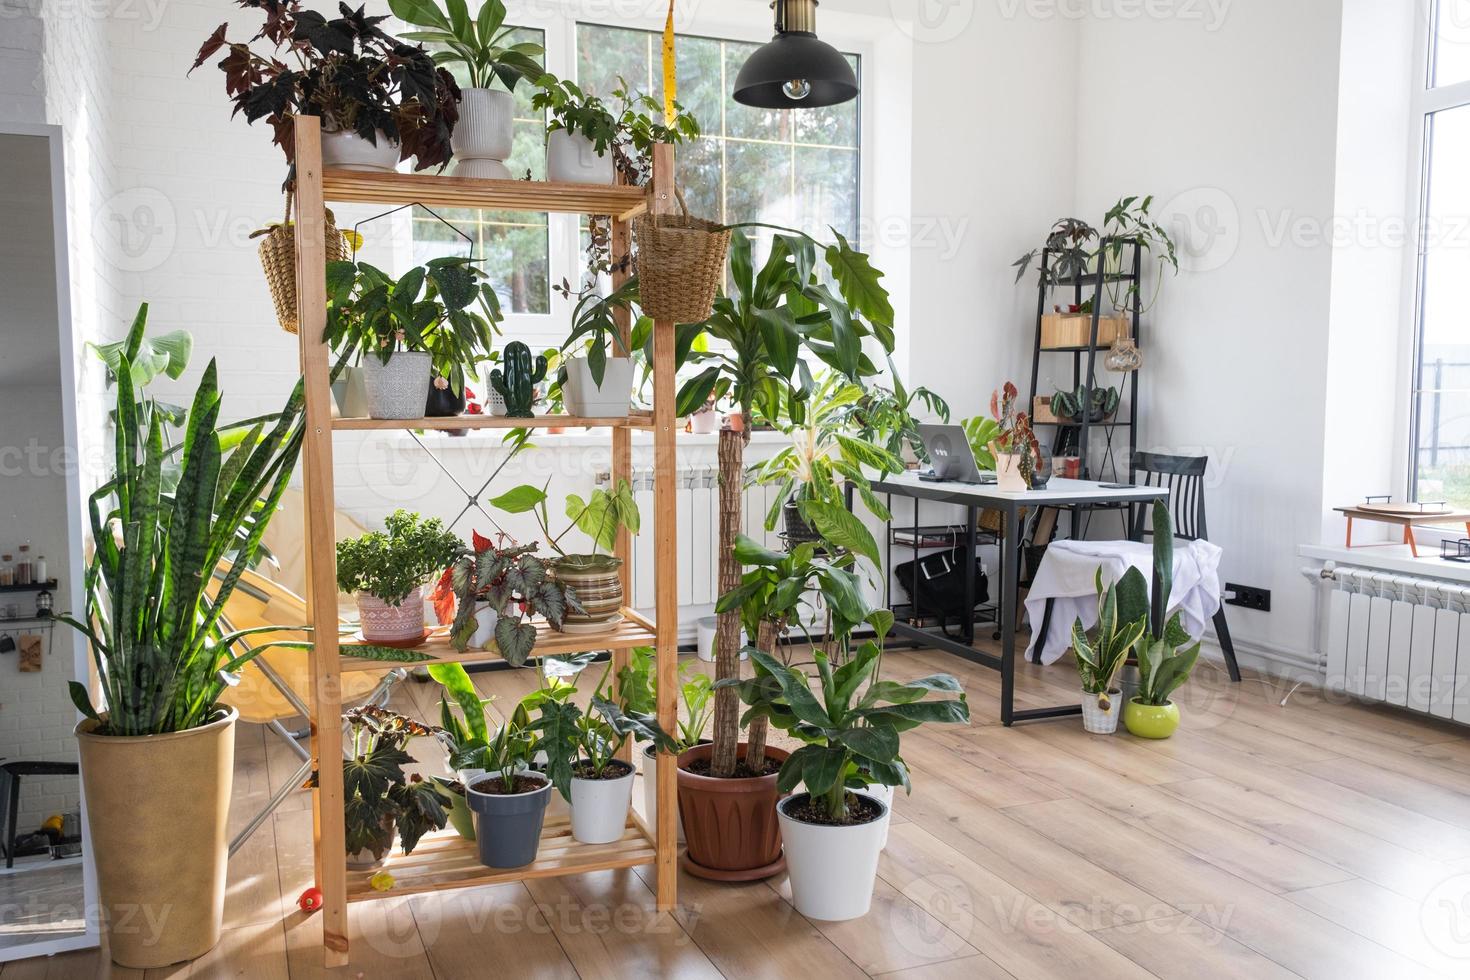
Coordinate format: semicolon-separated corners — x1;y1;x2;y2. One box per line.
465;772;553;868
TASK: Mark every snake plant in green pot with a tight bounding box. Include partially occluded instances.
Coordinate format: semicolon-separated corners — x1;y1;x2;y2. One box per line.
1121;500;1201;739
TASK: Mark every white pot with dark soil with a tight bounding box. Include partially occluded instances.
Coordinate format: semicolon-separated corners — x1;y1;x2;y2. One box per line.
562;355;633;418
321;128;401;172
569;759;635;844
856;783;895;849
452;89;515;179
777;791;890;921
362;351;432;420
466;772;554;868
546;130;614;184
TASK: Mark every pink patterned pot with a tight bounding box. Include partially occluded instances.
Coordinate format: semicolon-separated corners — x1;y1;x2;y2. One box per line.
357;586;426;645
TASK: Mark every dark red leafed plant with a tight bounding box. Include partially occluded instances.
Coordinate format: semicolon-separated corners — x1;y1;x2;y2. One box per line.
191;1;460;171
990;381;1042;487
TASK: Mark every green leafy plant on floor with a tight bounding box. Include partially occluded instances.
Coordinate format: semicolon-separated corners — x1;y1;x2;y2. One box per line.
57;305;313;735
1071;568;1146;710
1130;500;1201;706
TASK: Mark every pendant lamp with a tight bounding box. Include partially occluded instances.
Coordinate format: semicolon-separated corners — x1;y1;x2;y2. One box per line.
733;0;858;109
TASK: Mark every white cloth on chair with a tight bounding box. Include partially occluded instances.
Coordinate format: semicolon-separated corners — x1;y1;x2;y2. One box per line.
1023;538;1224;665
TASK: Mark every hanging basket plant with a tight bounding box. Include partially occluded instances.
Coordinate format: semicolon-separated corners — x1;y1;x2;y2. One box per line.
635;188;731;323
252;193;358;334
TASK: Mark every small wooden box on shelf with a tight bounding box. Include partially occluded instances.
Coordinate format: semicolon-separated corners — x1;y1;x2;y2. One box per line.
291;115;681;967
1039;312;1129;349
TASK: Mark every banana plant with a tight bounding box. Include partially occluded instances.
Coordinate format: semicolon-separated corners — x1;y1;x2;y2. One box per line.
389;0;544;91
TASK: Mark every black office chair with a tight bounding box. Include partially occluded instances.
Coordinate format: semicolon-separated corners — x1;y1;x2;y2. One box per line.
1033;451;1242;681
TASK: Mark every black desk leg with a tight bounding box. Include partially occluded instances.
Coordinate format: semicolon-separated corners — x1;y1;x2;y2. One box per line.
963;505;977;644
1001;504;1019;727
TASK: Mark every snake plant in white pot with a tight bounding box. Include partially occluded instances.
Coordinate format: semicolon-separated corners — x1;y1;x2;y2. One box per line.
1070;568;1146;735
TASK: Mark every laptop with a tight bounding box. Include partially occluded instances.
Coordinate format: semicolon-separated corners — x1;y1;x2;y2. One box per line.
916;423;993;485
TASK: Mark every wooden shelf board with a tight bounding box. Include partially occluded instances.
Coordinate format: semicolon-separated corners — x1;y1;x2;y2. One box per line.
322;169;648;218
339;613;658;673
332;414;654;432
346;814;656;902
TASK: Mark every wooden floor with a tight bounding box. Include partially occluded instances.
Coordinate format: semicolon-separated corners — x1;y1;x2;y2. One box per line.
6;639;1470;979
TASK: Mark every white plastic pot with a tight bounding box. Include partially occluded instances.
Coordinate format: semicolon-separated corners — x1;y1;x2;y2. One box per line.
452;88;514;179
547;129;614;184
695;615;748;663
777;793;890;921
689;408;719;434
569;760;634;844
857;784;895;849
640;744;686;843
562;355;633;417
321;129;400;172
468;604;500;650
1080;690;1122;735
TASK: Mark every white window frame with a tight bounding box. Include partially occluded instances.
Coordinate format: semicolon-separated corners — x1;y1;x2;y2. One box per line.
1402;0;1470;502
406;1;905;364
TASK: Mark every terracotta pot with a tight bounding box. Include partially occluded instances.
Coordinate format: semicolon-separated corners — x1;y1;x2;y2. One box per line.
676;742;790;881
76;708;236;968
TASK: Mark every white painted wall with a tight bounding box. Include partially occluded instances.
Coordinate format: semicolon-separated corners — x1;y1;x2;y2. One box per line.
1071;0;1360;667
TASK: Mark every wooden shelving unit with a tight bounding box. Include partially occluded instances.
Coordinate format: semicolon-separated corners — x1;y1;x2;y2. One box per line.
292;115;681;967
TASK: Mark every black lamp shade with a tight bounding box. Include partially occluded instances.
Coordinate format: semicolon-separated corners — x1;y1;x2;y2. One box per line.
733;32;858;109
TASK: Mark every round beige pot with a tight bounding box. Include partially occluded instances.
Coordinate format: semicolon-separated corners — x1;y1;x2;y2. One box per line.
76;707;236;969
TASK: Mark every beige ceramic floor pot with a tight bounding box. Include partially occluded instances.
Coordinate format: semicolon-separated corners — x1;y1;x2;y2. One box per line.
75;707;237;968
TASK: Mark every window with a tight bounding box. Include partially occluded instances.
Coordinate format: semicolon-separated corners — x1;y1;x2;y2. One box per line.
405;11;863;341
1410;3;1470;506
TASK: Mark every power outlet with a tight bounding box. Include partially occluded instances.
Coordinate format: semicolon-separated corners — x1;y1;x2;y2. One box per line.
1226;583;1271;612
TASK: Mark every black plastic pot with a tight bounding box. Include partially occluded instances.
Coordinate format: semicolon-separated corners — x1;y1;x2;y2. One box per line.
425;380;466;417
782;501;821;544
465;773;553;868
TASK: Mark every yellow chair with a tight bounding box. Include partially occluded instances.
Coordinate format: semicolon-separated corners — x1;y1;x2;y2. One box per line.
209;566;404;856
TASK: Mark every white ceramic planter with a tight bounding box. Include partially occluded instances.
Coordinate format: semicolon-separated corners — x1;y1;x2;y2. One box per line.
1080;690;1122;735
995;452;1027;492
695;615;748;663
562;355;633;417
468;604;500;650
322;129;400;172
778;794;890;921
689;408;719;434
857;784;895;849
546;129;614;184
569;761;634;844
452;88;514;179
640;744;686;844
362;351;432;420
357;587;425;644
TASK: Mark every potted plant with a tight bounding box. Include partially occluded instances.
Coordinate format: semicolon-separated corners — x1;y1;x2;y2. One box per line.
532;664;677;845
557;276;641;417
752;615;969;921
1013;197;1178;316
327;706;447;869
1122;501;1202;739
337;510;462;646
848;379;950;466
193;0;459;171
56;307;311;967
988;382;1041;492
388;0;544;179
1070;569;1147;735
426;662;494;840
617;648;713;843
487;479;640;629
1050;384;1121;424
750;372;903;550
672;225;894;878
531;74;700;186
325;258;501;420
430;531;581;662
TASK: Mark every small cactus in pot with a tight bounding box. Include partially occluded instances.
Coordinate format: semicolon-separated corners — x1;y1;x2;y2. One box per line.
489;342;547;418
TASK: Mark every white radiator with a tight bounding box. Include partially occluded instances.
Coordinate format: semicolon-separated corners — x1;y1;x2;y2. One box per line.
599;467;787;612
1324;567;1470;723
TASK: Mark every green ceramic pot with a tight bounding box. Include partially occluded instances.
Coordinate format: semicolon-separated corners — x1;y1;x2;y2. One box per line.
1123;698;1180;739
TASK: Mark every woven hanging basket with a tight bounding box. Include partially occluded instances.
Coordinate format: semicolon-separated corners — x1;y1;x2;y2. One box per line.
634;187;730;324
253;193;349;334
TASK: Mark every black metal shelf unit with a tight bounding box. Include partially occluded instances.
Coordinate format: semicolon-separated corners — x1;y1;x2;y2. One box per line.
1026;237;1142;483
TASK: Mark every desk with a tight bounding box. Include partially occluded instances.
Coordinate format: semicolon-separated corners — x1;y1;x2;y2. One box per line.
869;472;1168;726
1335;506;1470;558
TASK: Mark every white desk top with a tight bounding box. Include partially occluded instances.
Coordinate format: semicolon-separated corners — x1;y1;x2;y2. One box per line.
871;471;1169;508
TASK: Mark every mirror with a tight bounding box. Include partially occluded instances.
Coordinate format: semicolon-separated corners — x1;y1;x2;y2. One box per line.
0;126;97;961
